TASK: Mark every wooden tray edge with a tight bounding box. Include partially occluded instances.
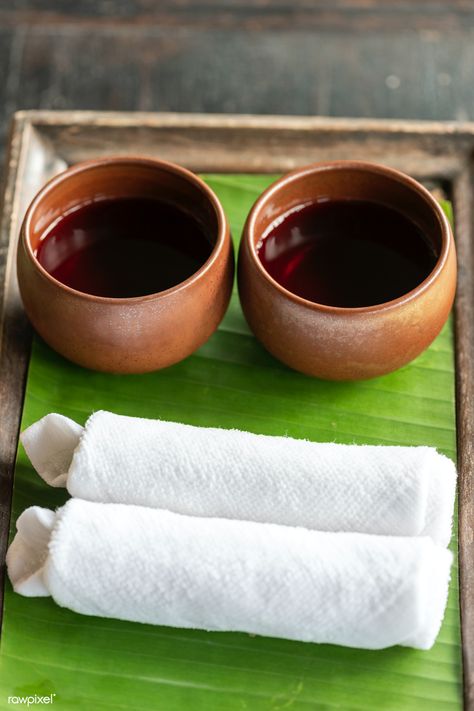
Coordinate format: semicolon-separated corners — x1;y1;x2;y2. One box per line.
11;109;474;136
0;110;472;708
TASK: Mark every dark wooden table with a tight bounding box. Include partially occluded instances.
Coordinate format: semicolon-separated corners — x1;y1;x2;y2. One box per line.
1;1;474;152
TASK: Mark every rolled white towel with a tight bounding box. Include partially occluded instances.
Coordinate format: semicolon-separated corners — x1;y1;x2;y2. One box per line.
21;411;457;545
6;499;452;650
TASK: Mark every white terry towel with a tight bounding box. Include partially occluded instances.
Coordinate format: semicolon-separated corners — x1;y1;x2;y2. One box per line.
21;411;457;546
6;499;452;650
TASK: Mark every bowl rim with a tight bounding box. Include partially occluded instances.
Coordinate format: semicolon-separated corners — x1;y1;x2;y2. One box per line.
242;160;454;314
21;155;231;303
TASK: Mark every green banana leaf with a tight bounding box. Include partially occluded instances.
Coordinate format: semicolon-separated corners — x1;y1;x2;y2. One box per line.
0;175;461;710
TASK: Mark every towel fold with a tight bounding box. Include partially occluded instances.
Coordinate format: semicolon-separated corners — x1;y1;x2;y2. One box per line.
6;499;452;650
21;411;457;545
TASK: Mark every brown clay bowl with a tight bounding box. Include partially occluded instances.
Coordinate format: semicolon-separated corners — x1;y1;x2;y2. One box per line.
238;160;456;380
18;157;234;373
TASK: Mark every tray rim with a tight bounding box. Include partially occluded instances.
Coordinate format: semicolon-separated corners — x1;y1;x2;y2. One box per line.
10;107;474;132
1;109;473;709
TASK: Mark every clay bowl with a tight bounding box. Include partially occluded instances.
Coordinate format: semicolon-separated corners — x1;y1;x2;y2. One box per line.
18;157;234;373
238;161;456;380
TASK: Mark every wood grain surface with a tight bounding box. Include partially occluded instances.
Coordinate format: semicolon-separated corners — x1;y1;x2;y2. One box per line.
453;162;474;711
1;1;474;175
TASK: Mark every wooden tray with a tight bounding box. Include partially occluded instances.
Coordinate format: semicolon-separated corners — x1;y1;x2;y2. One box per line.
0;110;473;708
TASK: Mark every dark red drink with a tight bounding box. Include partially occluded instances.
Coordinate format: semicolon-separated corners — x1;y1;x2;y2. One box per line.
257;199;437;308
36;197;213;298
